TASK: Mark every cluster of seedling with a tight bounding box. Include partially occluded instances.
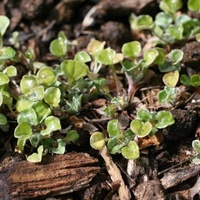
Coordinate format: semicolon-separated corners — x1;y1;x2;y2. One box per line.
0;0;200;163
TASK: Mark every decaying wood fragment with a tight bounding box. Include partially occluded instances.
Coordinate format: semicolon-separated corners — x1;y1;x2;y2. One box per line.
160;164;200;189
0;152;100;200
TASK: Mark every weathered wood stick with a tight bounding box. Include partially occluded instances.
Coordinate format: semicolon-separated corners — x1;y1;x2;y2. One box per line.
0;152;100;200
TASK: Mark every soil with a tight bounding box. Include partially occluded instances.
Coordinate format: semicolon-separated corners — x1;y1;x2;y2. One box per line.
0;0;200;200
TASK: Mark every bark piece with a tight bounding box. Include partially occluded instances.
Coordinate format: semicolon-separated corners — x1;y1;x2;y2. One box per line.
0;152;100;200
160;164;200;189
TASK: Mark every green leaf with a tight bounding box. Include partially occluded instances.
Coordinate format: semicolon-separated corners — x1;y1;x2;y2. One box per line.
0;15;10;36
1;91;13;111
40;116;61;136
14;122;33;138
0;72;9;85
107;137;124;154
3;65;17;77
160;0;183;14
90;132;105;150
192;140;200;154
36;67;57;87
97;48;116;65
196;33;200;42
17;108;38;126
167;25;183;40
137;108;151;121
0;92;2;106
107;119;122;137
154;48;166;65
158;90;168;103
87;39;106;56
50;39;67;57
29;133;41;147
0;47;15;60
0;113;7;125
168;49;184;65
74;51;91;63
155;12;173;29
143;49;159;66
27;85;44;101
121;41;141;58
44;87;61;107
180;74;192;86
130;119;152;137
136;15;154;30
27;145;44;163
191;74;200;87
65;130;79;142
51;139;66;154
61;60;89;85
121;141;140;159
188;0;200;12
16;96;35;112
192;154;200;165
163;70;179;87
32;101;51;123
155;110;175;129
20;75;38;94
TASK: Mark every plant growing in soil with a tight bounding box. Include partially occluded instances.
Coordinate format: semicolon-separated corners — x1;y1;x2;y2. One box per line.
192;140;200;164
129;0;200;45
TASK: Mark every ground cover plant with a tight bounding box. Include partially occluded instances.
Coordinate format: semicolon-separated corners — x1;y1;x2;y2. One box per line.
0;0;200;199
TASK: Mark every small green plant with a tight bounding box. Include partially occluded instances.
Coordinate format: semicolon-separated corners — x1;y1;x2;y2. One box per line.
180;74;200;87
129;0;200;44
192;140;200;164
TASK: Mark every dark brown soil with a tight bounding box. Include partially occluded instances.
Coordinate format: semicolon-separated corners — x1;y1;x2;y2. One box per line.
0;0;200;200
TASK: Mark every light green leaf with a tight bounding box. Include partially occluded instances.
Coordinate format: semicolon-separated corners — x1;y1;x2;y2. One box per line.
155;110;175;129
14;122;33;138
61;60;89;85
192;140;200;154
130;119;142;135
180;74;191;86
75;51;91;63
44;87;61;107
137;108;151;121
136;15;154;30
107;137;124;154
28;85;44;101
121;41;141;58
155;12;173;29
163;70;179;87
65;130;79;142
0;47;15;60
17;108;38;126
160;0;183;14
0;15;10;36
107;119;122;137
168;49;184;65
0;92;2;106
3;66;17;77
50;39;67;57
188;0;200;12
0;113;7;125
16;96;35;112
51;139;66;154
143;49;159;66
27;145;44;163
0;72;9;85
122;141;140;159
20;75;38;94
90;132;105;150
97;48;116;65
40;116;61;136
87;39;106;56
191;74;200;87
36;67;57;87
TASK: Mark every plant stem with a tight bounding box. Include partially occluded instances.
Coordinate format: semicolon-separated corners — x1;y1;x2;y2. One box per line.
110;64;121;95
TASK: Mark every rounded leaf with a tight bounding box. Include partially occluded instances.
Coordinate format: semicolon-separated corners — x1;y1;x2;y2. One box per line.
0;15;10;36
139;122;152;138
180;74;191;86
192;140;200;154
121;41;141;58
155;110;175;129
136;15;154;30
65;130;79;142
3;65;17;77
163;70;179;87
75;51;91;63
17;108;38;126
16;96;35;112
14;122;33;138
0;47;15;60
107;137;124;154
97;48;116;65
137;108;151;121
27;145;43;163
168;49;184;65
130;119;142;135
154;48;166;65
188;0;200;12
50;38;67;57
51;139;66;154
90;132;105;150
0;113;7;125
87;39;106;55
61;60;89;85
0;72;9;85
36;67;57;87
28;85;44;101
144;49;159;66
160;0;183;14
121;141;140;159
20;75;38;94
40;116;61;136
155;12;173;29
107;119;122;137
44;87;61;107
191;74;200;87
158;90;168;103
